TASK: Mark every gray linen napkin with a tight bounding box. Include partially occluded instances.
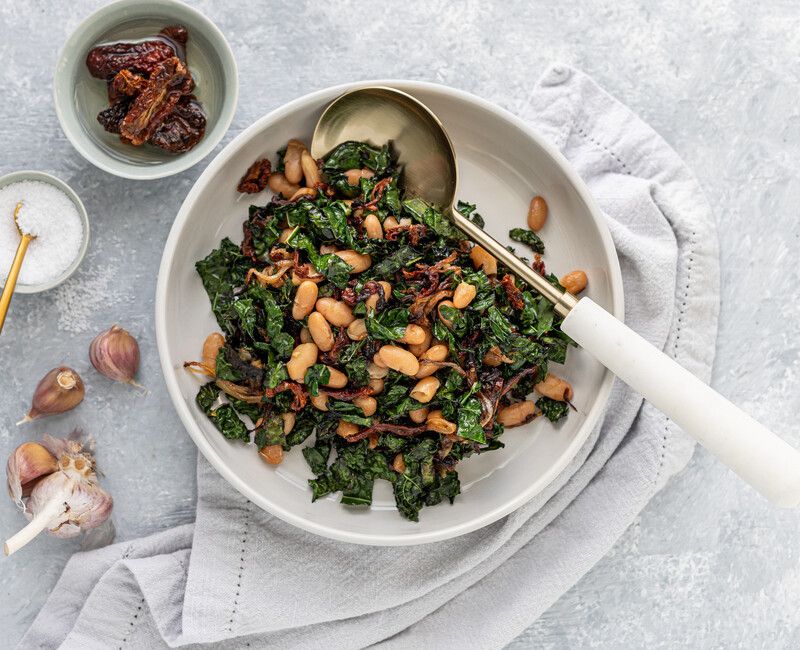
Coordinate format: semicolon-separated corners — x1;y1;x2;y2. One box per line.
20;64;719;649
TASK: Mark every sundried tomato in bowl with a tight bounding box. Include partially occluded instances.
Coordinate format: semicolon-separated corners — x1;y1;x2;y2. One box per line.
53;0;238;180
87;25;207;154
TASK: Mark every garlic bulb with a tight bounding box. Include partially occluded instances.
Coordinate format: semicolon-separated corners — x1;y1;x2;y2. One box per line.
5;433;113;556
89;325;142;387
18;367;85;425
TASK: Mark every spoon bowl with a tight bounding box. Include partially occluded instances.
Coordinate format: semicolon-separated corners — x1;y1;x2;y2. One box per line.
311;87;458;208
13;202;38;239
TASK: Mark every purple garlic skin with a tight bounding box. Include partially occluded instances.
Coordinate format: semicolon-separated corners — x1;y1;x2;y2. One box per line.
90;324;141;385
6;442;58;502
27;467;113;539
20;367;85;424
5;432;113;555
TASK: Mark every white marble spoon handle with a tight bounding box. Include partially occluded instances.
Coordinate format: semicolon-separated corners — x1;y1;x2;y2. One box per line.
561;297;800;507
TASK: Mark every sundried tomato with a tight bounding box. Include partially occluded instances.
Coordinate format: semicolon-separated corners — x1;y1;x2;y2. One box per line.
322;386;374;401
119;57;193;146
159;25;188;46
149;96;206;153
97;101;131;134
108;69;147;102
237;158;272;193
385;223;427;245
531;253;546;276
86;40;176;79
500;274;524;309
263;382;308;411
344;422;427;443
339;286;358;306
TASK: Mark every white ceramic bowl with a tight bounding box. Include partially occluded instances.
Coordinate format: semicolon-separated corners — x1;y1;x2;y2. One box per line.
53;0;238;180
0;170;90;293
156;81;624;545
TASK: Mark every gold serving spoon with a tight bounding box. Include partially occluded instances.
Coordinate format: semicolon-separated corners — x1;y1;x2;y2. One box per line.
0;202;35;333
311;86;800;507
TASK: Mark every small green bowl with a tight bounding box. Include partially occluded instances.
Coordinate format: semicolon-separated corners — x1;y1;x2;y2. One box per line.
0;171;90;294
53;0;238;180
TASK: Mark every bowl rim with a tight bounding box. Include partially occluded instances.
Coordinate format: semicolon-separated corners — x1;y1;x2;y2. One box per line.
0;170;90;294
155;79;625;545
52;0;239;181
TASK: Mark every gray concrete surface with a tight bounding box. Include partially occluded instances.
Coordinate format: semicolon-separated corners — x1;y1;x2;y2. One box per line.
1;1;799;647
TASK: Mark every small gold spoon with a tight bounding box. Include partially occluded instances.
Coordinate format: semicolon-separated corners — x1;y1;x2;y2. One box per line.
0;202;36;333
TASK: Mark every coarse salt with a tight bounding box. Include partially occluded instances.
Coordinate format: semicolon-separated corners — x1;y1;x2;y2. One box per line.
0;180;84;286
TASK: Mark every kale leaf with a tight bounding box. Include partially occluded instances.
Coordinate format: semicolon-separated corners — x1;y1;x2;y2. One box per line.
329;400;373;426
365;307;409;341
456;200;485;228
286;409;324;447
402;198;463;240
393;438;461;521
195;239;250;336
309;440;394;506
195;384;249;441
461;269;494;312
520;291;554;337
271;332;295;360
509;228;545;254
244;206;282;257
537;396;570;423
342;355;370;387
486;305;515;342
322;141;391;174
369;245;422;277
303;364;331;397
377;380;426;419
303;442;331;475
254;414;284;448
246;285;284;339
438;304;469;337
286;229;354;288
436;370;465;420
233;298;257;338
228;396;262;421
196;382;218;412
321;201;358;249
456;396;485;444
215;349;241;382
380;177;401;214
302;417;337;474
216;346;264;385
485;306;548;369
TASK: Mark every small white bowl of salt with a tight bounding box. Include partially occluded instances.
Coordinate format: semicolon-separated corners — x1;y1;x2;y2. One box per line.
0;171;89;293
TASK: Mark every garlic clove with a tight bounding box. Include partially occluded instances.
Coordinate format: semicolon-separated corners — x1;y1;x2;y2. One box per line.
6;442;58;504
18;367;85;425
89;324;142;387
